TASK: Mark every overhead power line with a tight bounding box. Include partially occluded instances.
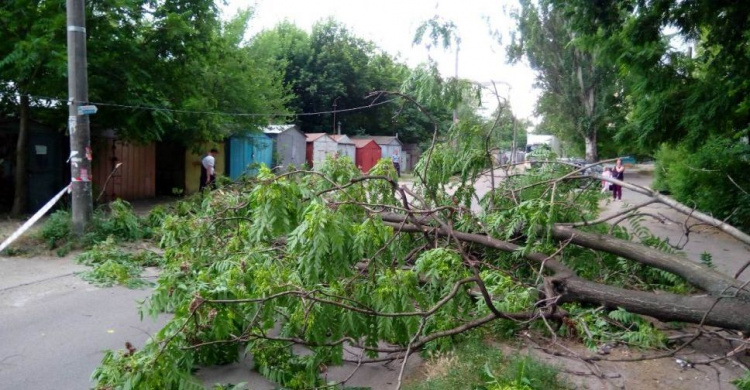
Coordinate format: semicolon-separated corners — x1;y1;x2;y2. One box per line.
0;91;398;118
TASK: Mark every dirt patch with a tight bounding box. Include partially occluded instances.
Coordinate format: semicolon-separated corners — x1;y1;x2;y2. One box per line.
127;196;178;216
0;215;52;257
503;329;748;390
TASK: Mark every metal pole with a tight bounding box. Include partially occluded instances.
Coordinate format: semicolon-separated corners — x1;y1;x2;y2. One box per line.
67;0;93;234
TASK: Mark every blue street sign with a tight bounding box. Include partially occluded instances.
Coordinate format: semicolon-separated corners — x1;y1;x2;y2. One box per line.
77;105;98;115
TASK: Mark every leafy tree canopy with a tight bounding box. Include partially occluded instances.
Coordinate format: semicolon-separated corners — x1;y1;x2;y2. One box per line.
249;18;442;143
1;1;289;145
508;0;623;162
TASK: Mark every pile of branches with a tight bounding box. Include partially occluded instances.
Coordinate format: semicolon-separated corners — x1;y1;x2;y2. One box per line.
92;98;750;390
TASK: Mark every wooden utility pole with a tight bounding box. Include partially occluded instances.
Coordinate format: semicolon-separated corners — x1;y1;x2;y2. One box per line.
67;0;93;234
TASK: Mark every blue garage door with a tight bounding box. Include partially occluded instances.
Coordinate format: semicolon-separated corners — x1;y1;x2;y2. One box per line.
228;135;273;179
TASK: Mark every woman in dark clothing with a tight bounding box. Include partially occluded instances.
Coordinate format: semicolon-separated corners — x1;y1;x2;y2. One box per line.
612;158;625;200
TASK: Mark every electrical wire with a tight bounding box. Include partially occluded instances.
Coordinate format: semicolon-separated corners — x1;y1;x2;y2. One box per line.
0;91;398;118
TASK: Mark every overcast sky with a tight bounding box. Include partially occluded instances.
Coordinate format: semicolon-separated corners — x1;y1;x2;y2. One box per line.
223;0;539;123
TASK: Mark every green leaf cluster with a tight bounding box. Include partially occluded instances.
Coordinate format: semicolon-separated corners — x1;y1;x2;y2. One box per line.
654;139;750;231
38;199;157;256
76;236;162;288
564;305;666;350
91;150;695;388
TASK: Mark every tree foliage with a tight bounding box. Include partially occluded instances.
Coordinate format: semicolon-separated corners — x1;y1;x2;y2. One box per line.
509;0;623;162
88;113;750;387
2;0;289;142
535;0;750;227
249;19;440;143
0;0;289;213
87;4;288;144
559;0;750;150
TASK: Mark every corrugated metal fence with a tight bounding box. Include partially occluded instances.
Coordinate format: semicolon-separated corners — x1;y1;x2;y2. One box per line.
92;139;155;201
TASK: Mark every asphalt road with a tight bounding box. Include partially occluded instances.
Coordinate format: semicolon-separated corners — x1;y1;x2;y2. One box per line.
468;166;749;281
0;254;419;389
0;254;169;389
597;170;750;281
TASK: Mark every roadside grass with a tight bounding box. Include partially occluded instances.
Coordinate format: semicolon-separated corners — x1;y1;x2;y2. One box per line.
0;214;50;257
405;338;568;390
734;372;750;390
7;199;170;288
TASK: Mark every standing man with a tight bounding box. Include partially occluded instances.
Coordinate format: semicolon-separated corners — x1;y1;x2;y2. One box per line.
200;148;219;191
391;149;401;178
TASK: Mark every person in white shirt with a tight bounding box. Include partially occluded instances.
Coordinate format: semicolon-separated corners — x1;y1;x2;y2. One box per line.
200;148;219;190
391;150;401;177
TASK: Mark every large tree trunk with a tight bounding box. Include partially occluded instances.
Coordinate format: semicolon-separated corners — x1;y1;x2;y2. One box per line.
554;275;750;332
10;94;29;216
584;132;597;163
380;217;750;332
550;226;750;300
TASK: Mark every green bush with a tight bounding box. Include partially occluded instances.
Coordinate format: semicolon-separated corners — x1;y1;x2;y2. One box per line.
38;199;156;255
39;209;72;249
653;143;683;194
84;199;151;244
654;139;750;232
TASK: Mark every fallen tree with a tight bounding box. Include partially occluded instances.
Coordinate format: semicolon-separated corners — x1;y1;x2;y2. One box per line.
90;97;750;389
379;219;750;331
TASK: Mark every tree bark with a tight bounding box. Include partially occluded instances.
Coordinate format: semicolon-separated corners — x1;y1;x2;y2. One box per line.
554;275;750;332
550;226;750;300
380;217;750;332
584;132;597;163
10;94;29;216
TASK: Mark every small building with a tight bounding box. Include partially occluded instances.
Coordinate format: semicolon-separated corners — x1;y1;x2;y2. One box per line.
0;119;68;212
402;144;422;172
352;138;381;173
353;135;402;162
263;124;306;169
92;133;156;201
228;133;273;179
329;134;356;161
305;133;338;168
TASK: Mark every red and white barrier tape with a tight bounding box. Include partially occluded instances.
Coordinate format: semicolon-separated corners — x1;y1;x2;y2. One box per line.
0;184;71;253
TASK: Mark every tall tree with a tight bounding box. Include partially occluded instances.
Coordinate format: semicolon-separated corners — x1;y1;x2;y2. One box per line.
576;0;750;149
0;0;67;216
1;1;289;214
548;0;750;228
509;0;622;162
89;4;288;145
249;19;436;142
